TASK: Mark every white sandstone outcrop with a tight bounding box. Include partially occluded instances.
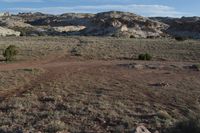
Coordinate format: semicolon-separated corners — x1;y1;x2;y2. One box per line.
0;26;20;36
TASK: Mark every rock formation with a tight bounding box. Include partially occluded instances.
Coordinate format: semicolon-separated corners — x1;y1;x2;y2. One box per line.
151;16;200;39
1;11;199;39
135;125;151;133
5;11;167;38
0;26;20;36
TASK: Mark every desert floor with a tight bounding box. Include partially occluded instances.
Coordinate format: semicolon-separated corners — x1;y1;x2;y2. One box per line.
0;37;200;133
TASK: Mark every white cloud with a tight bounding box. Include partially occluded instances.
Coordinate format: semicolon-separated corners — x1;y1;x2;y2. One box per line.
8;4;190;17
0;0;43;2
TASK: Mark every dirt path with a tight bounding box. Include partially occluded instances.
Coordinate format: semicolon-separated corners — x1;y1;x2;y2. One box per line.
0;57;124;71
0;56;130;101
0;56;200;132
0;57;195;72
0;56;198;102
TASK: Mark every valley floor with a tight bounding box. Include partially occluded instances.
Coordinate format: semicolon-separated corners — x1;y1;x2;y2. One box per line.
0;37;200;133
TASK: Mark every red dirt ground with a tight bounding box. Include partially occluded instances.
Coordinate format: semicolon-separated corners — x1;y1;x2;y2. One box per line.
0;56;200;132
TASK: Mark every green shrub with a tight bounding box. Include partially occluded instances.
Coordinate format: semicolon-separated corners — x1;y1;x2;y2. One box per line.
130;35;135;38
138;53;152;60
3;45;19;61
70;48;81;56
167;117;200;133
192;64;200;71
157;110;172;120
175;36;187;41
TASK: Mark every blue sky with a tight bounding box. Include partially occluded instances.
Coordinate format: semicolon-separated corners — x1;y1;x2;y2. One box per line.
0;0;199;17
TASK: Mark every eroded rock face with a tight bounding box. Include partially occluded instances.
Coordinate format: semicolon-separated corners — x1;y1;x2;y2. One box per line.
0;26;20;36
53;26;86;32
82;11;168;37
2;11;200;39
25;13;93;27
151;17;200;39
0;19;33;28
14;11;168;38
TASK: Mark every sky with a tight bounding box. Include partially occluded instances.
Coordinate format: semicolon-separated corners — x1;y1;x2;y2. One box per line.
0;0;199;17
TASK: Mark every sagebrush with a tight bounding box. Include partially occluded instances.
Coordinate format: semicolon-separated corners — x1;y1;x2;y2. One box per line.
3;45;19;61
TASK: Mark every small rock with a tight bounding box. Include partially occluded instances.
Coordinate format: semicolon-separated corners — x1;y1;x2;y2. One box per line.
133;64;144;69
135;125;151;133
118;63;144;69
150;82;169;87
157;110;172;120
146;64;164;69
191;64;200;71
56;131;70;133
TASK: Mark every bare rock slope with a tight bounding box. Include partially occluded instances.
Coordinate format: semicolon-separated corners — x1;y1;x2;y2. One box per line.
4;11;200;38
82;11;168;37
151;17;200;39
0;26;20;36
10;11;168;38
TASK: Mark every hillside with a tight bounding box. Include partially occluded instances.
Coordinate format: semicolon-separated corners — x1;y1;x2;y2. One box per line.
0;11;168;38
1;11;200;39
151;16;200;39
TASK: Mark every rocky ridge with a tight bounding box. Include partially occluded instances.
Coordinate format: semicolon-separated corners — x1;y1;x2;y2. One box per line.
0;11;168;37
0;11;199;39
151;16;200;39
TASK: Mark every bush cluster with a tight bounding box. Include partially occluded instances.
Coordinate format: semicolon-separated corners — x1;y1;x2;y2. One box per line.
138;53;152;60
3;45;18;61
167;117;200;133
175;36;187;41
192;64;200;71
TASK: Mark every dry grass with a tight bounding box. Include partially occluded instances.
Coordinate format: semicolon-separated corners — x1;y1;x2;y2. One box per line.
0;61;200;132
0;36;200;61
0;68;43;91
0;36;200;132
